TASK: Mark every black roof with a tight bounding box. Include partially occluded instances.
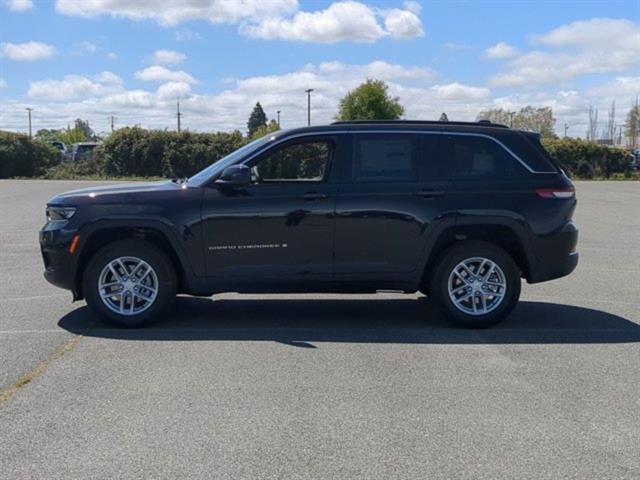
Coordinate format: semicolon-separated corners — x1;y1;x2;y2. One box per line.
331;119;509;129
280;119;512;137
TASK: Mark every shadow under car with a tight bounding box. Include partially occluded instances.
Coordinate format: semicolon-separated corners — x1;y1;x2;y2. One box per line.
57;296;640;346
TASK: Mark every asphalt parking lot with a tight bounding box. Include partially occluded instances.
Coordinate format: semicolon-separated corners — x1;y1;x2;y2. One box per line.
1;179;639;479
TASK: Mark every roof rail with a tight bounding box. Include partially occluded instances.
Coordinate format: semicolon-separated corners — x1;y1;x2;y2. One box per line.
331;119;509;128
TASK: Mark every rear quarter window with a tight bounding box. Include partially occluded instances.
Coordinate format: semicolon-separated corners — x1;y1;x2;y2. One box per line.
439;135;530;180
499;132;558;173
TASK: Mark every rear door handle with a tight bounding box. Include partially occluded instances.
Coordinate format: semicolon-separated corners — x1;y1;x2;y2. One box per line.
299;192;328;201
417;190;445;198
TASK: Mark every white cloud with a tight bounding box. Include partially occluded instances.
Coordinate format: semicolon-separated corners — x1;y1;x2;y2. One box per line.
5;0;33;12
156;81;192;100
150;49;187;66
55;0;298;26
402;0;421;15
483;42;517;60
135;66;198;84
1;41;55;61
77;41;97;54
490;18;640;87
107;52;118;60
586;76;640;98
101;90;153;108
241;1;423;43
27;71;123;101
381;7;424;39
56;0;423;43
533;18;640;49
4;60;639;138
429;83;491;101
0;78;6;89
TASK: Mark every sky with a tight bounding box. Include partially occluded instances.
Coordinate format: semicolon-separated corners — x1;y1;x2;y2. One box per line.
0;0;639;137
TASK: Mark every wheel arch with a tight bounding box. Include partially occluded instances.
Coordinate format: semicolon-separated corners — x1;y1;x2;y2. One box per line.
420;218;533;290
73;220;192;299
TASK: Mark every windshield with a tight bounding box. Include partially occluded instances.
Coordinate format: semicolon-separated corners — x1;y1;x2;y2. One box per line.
188;134;276;186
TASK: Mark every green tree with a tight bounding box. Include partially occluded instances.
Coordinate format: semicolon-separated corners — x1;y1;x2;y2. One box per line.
337;79;404;121
476;106;557;138
250;119;280;140
73;119;97;140
247;102;267;137
623;102;640;149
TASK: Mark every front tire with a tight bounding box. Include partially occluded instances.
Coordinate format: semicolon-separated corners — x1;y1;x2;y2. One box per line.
83;239;177;328
430;240;521;328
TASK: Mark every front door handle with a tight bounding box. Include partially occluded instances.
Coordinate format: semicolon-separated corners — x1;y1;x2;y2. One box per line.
417;190;445;198
299;192;328;201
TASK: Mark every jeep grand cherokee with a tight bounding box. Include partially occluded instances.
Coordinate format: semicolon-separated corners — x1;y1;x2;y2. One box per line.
40;120;578;328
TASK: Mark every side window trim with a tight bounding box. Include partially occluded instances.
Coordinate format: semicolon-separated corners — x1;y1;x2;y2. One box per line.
232;130;554;175
246;137;335;184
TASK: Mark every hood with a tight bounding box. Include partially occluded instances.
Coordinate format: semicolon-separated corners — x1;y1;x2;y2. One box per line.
48;180;183;205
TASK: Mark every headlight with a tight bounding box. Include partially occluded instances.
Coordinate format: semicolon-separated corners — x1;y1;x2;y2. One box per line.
46;206;77;222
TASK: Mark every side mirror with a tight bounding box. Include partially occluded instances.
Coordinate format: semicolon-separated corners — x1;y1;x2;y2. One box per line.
215;165;251;187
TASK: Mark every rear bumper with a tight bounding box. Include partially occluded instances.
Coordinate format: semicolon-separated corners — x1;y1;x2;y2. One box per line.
527;221;579;283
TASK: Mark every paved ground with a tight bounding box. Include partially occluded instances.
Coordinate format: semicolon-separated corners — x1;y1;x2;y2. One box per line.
1;179;638;479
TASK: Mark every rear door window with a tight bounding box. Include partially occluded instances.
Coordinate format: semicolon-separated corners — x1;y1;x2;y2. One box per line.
352;134;419;182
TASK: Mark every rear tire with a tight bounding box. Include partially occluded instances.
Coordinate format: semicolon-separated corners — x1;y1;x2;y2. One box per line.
83;239;177;328
429;240;520;328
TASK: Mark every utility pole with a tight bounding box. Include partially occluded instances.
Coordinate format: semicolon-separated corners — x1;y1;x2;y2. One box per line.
564;123;569;138
176;100;183;132
25;107;33;138
277;110;281;127
305;89;314;126
508;111;515;128
109;115;116;133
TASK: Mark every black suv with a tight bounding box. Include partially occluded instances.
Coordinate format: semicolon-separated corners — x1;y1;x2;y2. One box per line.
40;121;578;328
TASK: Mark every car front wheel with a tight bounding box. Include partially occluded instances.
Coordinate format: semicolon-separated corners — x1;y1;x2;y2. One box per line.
430;240;521;328
83;239;177;328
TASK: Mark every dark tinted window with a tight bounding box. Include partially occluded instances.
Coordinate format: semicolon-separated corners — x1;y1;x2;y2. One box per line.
353;134;419;181
495;131;557;172
421;134;447;180
253;141;331;182
440;135;529;179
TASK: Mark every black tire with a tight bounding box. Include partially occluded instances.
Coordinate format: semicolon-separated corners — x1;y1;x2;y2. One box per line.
83;239;177;328
429;240;521;328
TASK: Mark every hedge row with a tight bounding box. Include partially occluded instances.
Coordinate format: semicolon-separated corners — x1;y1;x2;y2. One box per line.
541;138;633;178
0;131;59;178
0;128;635;180
97;128;247;178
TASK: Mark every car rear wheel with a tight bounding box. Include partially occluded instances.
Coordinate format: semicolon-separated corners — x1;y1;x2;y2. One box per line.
430;240;521;328
83;239;177;328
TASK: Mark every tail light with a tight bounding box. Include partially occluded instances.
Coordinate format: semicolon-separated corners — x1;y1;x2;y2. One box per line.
535;186;575;199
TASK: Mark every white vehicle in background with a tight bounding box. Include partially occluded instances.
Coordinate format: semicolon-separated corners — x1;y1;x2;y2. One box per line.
50;141;69;160
70;142;100;162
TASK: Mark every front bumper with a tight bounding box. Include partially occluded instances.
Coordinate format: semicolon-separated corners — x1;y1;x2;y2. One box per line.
527;221;579;283
40;226;78;292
